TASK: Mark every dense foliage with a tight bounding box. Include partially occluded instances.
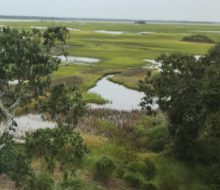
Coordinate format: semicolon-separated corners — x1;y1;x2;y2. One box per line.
182;34;214;43
140;43;220;188
0;133;31;185
0;27;68;135
40;84;86;126
25;123;88;176
0;26;68;187
95;156;116;182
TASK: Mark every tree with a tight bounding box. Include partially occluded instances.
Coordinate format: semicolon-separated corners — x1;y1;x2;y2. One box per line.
40;84;86;127
0;26;69;187
139;43;220;160
25;123;88;179
0;26;68;136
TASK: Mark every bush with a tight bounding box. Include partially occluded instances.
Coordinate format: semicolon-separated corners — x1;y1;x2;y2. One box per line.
60;178;85;190
123;172;143;187
158;175;179;190
182;35;214;43
25;173;54;190
142;182;158;190
25;123;88;172
146;125;169;152
127;159;157;180
144;159;157;180
132;115;169;152
95;156;116;182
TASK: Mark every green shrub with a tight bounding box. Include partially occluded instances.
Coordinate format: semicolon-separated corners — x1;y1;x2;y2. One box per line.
142;182;158;190
158;175;179;190
123;171;143;187
146;125;169;152
95;156;116;182
25;123;88;172
132;115;168;151
133;125;148;137
182;35;214;43
60;178;85;190
128;161;147;174
31;173;54;190
127;159;157;180
144;159;157;180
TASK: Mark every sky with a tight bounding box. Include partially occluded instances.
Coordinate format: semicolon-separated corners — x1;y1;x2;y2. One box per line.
0;0;220;22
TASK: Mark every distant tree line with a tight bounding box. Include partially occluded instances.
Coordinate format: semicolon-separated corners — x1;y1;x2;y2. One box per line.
135;20;146;24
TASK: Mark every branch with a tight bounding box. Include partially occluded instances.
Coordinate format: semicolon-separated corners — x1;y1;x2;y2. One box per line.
0;100;14;138
9;97;21;111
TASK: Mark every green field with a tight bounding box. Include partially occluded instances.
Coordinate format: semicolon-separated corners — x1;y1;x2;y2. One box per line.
1;20;219;101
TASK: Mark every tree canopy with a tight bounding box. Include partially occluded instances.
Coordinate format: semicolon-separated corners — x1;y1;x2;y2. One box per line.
0;27;68;135
139;43;220;187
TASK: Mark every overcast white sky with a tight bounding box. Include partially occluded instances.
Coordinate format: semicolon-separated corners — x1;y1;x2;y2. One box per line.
0;0;219;22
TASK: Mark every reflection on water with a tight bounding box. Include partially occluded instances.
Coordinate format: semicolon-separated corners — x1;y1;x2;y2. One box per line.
11;114;56;138
88;75;145;111
139;31;156;35
56;55;101;66
95;30;124;35
67;28;81;31
31;26;47;30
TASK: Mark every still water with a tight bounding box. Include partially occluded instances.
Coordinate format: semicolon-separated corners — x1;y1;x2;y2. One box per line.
88;75;145;111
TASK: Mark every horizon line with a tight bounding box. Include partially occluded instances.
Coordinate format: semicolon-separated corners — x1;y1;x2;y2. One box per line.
0;14;220;24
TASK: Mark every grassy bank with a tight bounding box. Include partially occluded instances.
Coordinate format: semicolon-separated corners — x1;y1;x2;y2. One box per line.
1;20;218;102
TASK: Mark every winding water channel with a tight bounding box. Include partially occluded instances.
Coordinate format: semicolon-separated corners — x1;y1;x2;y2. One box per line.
88;75;145;111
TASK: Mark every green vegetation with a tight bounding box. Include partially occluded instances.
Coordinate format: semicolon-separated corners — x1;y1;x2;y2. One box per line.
95;156;116;182
83;92;109;105
0;21;219;190
40;84;86;126
182;34;214;43
140;43;220;188
1;20;219;95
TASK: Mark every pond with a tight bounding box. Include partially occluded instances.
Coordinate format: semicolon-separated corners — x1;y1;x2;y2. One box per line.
6;75;158;138
139;31;156;35
67;28;81;31
56;55;101;66
88;75;146;111
11;114;56;138
31;26;47;30
95;30;124;35
143;55;202;71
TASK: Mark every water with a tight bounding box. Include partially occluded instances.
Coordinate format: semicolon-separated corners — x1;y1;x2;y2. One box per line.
143;55;202;71
8;80;19;85
143;59;162;71
95;30;124;35
67;28;81;31
11;114;56;138
139;31;156;35
196;30;220;33
56;55;101;66
195;55;202;60
88;75;145;111
31;26;47;30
